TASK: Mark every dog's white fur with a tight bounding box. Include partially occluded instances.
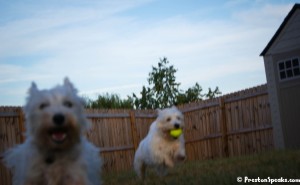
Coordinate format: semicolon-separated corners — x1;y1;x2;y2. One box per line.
134;106;186;179
3;78;102;185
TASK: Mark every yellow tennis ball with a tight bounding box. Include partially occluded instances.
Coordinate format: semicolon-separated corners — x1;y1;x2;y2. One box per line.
170;128;182;138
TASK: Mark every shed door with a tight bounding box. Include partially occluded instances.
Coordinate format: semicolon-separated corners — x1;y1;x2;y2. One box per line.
280;86;300;148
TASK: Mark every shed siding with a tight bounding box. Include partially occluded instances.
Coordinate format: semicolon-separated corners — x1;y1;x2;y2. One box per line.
268;10;300;55
264;55;285;148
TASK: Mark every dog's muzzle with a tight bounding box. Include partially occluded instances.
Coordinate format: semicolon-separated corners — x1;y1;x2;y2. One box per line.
53;113;65;125
50;113;67;143
49;127;67;143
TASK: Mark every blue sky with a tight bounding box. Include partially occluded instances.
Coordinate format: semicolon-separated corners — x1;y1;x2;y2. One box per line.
0;0;298;105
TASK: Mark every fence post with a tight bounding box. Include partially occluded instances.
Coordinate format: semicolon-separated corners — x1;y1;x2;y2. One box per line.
130;111;138;151
17;107;25;143
219;98;229;157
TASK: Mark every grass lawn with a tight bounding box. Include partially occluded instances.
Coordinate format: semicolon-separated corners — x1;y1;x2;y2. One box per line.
103;150;300;185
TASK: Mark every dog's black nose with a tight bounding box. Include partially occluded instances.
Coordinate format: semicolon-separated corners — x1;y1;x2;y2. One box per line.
174;124;180;129
53;114;65;125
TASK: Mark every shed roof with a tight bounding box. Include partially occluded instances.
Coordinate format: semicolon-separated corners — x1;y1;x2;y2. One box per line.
260;3;300;56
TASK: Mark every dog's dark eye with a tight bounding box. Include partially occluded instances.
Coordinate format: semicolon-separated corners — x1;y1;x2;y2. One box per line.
63;101;73;108
39;102;49;110
166;117;171;122
177;116;181;120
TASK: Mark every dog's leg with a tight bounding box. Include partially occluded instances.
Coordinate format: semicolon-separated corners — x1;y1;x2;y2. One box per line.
65;178;88;185
164;156;175;168
25;176;47;185
175;148;186;162
140;162;146;180
156;164;168;177
25;162;46;185
134;158;146;180
174;140;186;162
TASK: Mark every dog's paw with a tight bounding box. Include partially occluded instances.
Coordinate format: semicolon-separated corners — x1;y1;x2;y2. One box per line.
164;157;175;168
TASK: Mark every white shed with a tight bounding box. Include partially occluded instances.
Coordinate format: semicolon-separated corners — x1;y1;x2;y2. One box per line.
261;4;300;149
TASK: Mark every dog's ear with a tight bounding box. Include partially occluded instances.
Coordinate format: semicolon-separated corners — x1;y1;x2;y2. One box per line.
29;82;38;95
170;105;179;112
156;108;162;116
63;77;78;93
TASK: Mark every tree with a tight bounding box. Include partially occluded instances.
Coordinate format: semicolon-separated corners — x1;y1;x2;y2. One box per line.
176;82;204;104
132;57;181;109
132;57;222;109
149;57;181;108
86;57;221;109
132;86;155;109
85;93;133;109
205;87;222;99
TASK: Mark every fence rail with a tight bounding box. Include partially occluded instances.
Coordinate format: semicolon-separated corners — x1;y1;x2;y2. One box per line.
0;84;273;184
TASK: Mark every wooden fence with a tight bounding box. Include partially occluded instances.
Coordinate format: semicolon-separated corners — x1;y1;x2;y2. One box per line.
0;84;273;183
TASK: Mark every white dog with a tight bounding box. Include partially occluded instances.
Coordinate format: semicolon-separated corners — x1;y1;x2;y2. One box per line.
134;106;186;179
4;78;102;185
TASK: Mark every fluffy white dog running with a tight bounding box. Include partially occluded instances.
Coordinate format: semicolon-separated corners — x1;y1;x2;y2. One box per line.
134;106;186;179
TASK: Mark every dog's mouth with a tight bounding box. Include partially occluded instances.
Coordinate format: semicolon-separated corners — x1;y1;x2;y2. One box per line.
49;128;67;144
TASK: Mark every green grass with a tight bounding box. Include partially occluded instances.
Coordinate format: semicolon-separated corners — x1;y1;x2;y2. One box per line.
103;150;300;185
